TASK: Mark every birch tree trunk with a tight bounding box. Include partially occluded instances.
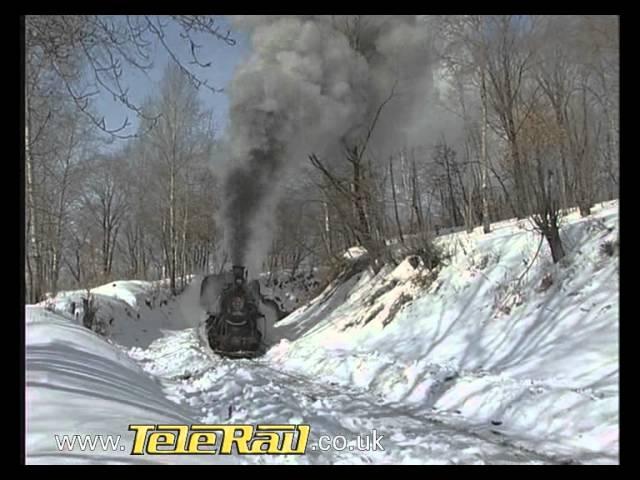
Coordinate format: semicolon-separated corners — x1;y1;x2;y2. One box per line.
480;68;491;234
25;84;42;302
181;189;189;290
169;161;176;293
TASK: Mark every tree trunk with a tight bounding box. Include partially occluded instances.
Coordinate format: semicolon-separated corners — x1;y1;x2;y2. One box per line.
26;246;34;303
389;155;404;245
607;107;618;197
440;142;461;227
511;142;528;219
464;193;474;234
181;193;189;291
579;84;594;218
411;159;423;235
51;170;70;294
322;200;332;257
161;215;169;280
351;151;370;244
559;146;570;211
25;88;42;303
480;69;491;234
101;192;111;278
458;141;474;234
126;225;139;279
169;162;176;293
141;229;148;279
545;223;566;263
579;204;591;217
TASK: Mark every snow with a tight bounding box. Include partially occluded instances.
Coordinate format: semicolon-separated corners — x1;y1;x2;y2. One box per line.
270;200;619;463
25;200;618;464
343;246;368;261
26;308;223;464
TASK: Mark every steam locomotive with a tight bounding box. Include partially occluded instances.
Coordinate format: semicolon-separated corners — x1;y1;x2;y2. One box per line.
203;265;266;358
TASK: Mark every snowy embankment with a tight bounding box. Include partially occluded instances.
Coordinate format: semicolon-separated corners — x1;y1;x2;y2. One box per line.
25;280;249;464
269;200;619;463
27;309;194;464
25;201;618;464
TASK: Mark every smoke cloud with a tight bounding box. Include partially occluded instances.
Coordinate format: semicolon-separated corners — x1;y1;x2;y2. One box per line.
221;16;436;278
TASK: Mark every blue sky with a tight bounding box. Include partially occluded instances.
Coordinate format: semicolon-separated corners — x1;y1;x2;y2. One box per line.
94;16;252;148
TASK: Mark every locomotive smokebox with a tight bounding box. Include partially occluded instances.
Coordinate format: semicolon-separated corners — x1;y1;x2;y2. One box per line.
232;265;247;284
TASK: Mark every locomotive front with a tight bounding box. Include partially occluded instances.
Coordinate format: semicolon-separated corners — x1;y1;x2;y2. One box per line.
205;265;265;358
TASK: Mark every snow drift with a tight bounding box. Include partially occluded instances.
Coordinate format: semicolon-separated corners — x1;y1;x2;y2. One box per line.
25;201;618;464
269;200;619;463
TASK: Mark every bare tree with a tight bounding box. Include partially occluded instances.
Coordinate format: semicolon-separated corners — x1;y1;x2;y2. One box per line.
519;94;566;263
24;15;235;301
308;82;398;271
435;15;493;232
25;15;234;137
81;154;129;279
482;16;542;218
140;63;214;292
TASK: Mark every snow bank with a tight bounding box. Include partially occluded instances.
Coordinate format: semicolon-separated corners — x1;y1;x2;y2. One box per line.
25;305;246;464
269;200;619;464
25;202;618;464
26;278;234;464
42;279;208;348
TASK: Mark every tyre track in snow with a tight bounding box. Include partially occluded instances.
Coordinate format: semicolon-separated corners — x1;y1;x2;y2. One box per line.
246;360;578;464
126;327;573;464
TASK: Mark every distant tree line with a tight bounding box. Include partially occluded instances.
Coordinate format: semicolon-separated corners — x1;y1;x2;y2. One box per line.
24;15;618;302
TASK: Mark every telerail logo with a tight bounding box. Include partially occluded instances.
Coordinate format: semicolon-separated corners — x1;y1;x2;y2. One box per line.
128;424;310;455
